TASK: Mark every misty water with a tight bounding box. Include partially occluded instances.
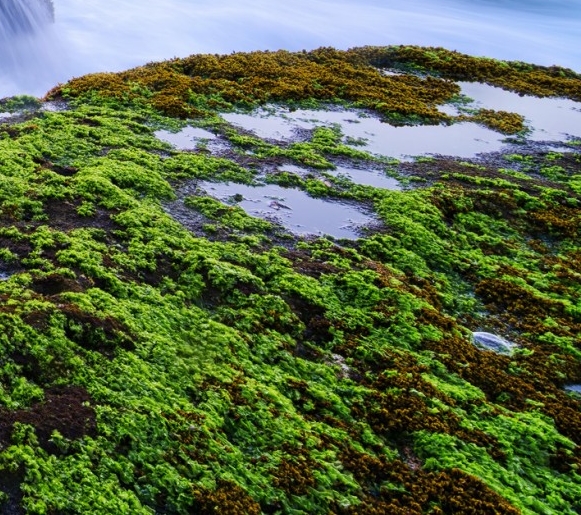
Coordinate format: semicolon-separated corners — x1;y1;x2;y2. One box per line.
0;0;61;95
1;0;581;98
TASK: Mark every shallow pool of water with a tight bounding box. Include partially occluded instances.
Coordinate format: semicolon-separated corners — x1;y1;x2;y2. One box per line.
155;126;234;155
198;181;375;239
223;107;508;159
330;165;402;190
222;111;306;141
453;82;581;141
161;109;510;164
155;127;217;149
278;164;310;175
278;163;402;190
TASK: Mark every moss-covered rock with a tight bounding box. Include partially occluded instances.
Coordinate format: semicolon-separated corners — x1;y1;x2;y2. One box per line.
0;45;579;514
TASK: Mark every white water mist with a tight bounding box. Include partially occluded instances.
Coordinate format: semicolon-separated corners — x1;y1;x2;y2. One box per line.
57;0;581;71
0;0;63;98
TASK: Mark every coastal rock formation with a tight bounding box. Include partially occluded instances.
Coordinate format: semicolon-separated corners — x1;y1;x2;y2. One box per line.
0;45;580;514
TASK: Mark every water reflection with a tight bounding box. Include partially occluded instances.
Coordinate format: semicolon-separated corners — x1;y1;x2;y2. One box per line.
223;85;581;159
222;110;312;140
199;181;375;239
155;127;216;147
454;82;581;141
154;126;233;155
157;90;581;170
330;166;402;190
223;107;507;159
279;163;402;190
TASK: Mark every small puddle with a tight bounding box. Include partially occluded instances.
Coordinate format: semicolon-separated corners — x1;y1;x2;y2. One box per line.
453;82;581;141
155;126;232;155
222;111;306;140
198;181;375;239
223;106;507;159
472;331;516;354
159;92;580;160
564;385;581;394
279;164;310;175
347;121;506;159
279;163;402;190
155;126;218;150
330;165;402;189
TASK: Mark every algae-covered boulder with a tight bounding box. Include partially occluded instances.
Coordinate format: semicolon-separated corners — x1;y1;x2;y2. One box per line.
0;45;580;514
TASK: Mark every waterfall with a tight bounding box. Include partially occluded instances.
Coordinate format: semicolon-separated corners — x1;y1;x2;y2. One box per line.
0;0;60;99
0;0;53;37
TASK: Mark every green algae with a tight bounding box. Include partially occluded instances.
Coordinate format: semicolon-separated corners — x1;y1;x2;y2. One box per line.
0;95;41;113
0;46;580;514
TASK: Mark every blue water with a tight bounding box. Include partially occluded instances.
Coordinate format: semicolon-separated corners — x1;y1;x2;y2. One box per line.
1;0;580;97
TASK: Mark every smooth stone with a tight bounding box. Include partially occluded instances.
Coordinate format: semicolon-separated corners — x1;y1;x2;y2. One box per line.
472;331;515;354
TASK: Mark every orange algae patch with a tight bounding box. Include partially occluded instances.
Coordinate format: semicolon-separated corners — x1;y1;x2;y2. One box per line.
50;47;460;122
49;46;581;133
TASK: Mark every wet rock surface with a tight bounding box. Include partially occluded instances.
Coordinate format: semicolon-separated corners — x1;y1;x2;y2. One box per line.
0;386;97;452
1;46;581;514
472;331;516;354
